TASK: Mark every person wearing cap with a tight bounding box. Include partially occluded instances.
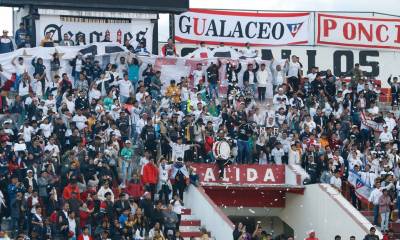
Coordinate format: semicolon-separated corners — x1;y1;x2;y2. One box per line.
0;30;13;54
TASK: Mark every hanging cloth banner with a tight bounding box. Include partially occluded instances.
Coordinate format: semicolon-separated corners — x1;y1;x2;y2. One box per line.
174;9;311;46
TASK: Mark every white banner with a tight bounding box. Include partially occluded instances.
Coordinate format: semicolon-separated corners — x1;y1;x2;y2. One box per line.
175;43;400;88
175;9;311;46
2;43;400;99
317;13;400;50
35;15;153;51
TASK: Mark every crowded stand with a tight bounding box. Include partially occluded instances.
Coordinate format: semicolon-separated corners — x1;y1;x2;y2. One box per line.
0;21;393;240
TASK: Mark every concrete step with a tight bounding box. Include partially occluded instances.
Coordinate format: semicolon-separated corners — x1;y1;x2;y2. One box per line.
181;231;203;238
389;222;400;232
182;208;192;215
180;225;202;232
181;220;201;226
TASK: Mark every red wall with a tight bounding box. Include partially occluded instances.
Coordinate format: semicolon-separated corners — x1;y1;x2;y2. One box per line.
204;188;286;208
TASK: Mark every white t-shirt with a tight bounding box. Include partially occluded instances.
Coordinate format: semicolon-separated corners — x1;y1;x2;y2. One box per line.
248;71;255;84
287;62;300;78
241;48;257;58
117;80;133;97
72;115;87;130
75;59;82;72
22;125;34;142
44;143;60;157
379;131;393;143
330;176;342;189
271;147;285;164
169;142;191;162
192;70;204;86
306;73;317;82
171;199;184;215
15;63;27;75
40;123;53;138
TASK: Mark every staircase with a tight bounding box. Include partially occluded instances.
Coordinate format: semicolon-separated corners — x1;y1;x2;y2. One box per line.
360;209;400;238
180;208;210;239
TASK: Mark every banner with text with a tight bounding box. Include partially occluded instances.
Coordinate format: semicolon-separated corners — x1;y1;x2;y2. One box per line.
35;15;153;51
175;9;311;46
191;163;285;184
317;13;400;50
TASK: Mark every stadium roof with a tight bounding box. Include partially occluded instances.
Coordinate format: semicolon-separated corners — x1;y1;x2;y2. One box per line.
0;0;189;13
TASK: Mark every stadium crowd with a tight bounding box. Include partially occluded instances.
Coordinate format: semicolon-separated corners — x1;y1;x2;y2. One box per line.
0;24;398;240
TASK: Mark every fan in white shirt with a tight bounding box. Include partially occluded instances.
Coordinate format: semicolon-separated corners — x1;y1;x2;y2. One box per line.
39;119;53;139
240;44;258;58
167;137;195;162
72;110;88;130
271;143;285;164
286;57;301;78
330;172;342;191
12;57;27;76
379;126;393;143
113;77;133;98
44;138;60;157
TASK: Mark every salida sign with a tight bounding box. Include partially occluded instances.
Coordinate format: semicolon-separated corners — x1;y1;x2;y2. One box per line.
191;164;285;184
317;13;400;50
175;9;311;46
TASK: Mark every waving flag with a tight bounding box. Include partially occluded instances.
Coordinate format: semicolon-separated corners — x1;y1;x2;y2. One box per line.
348;170;372;204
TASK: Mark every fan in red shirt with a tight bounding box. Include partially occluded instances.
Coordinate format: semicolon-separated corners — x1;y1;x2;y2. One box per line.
142;158;159;199
63;178;81;200
204;131;214;161
305;230;319;240
161;38;178;57
77;226;93;240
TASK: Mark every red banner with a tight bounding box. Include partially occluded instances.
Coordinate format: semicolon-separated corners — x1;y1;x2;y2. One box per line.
317;13;400;50
191;164;285;185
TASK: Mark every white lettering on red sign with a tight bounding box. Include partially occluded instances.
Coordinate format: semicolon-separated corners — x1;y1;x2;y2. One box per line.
201;167;277;183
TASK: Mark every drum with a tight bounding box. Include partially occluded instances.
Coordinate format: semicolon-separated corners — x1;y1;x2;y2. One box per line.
212;140;231;160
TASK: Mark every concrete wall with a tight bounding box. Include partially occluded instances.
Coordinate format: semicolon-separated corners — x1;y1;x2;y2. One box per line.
184;185;235;240
279;184;381;239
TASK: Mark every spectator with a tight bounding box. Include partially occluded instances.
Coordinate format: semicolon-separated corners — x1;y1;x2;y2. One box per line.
59;33;74;46
40;32;54;47
0;30;13;54
363;227;379;240
162;38;178;57
368;181;382;226
305;230;319;240
15;23;29;49
379;188;392;232
163;203;178;237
